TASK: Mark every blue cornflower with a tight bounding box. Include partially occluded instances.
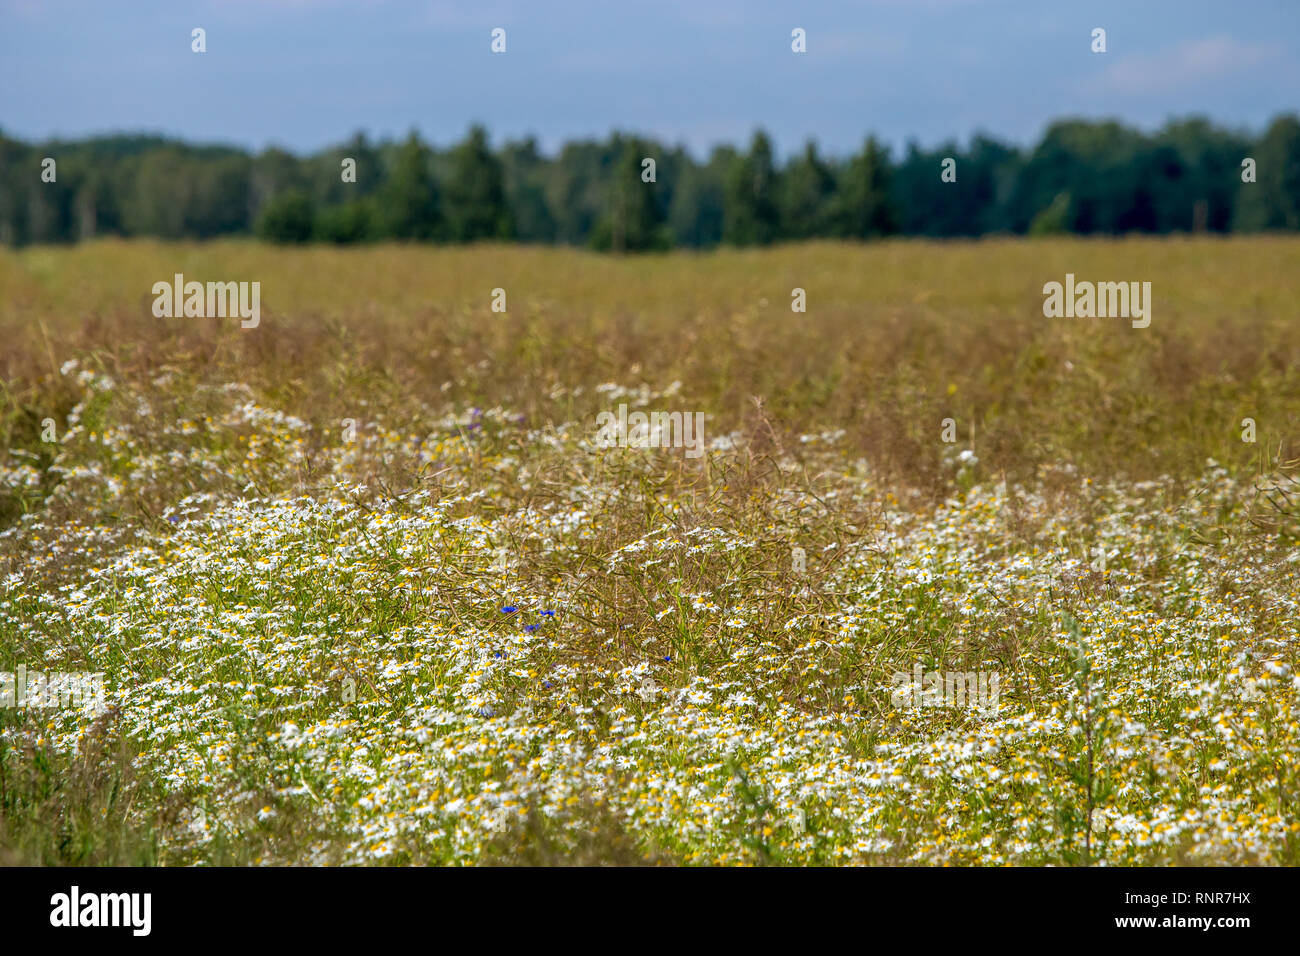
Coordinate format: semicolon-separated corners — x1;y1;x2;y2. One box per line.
523;624;539;633
540;610;555;617
501;606;517;614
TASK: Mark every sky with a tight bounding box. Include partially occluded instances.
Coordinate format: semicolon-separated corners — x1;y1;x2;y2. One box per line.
1;0;1297;159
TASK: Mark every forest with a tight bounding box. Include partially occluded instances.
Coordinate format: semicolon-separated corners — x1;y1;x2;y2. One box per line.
1;113;1297;249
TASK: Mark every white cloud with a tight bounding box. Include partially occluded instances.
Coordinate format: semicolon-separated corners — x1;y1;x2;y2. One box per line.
1088;36;1282;96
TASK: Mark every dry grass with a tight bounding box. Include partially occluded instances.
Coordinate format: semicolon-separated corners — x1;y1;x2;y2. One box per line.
2;237;1297;493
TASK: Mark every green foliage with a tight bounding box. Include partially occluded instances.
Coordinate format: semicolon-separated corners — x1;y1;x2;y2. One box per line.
779;142;836;239
444;125;513;241
833;136;898;238
314;198;373;244
894;135;1021;236
375;132;442;240
723;131;780;245
501;137;557;243
1235;115;1300;231
1028;191;1071;236
256;190;315;243
0;114;1297;249
590;139;668;252
667;147;728;247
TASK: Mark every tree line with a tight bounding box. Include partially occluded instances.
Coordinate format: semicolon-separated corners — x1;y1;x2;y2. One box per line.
1;114;1297;249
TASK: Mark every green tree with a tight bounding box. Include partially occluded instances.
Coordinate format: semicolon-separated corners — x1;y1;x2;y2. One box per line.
891;136;1022;237
249;147;307;227
501;136;557;242
723;131;780;245
311;131;381;207
187;154;252;237
0;133;32;244
6;115;1300;248
1235;114;1300;231
445;125;513;241
546;139;611;245
376;132;442;240
668;146;730;247
314;199;373;243
1157;118;1249;233
256;190;314;243
779;142;836;239
590;139;667;252
121;149;195;238
1008;120;1143;234
834;136;898;238
1028;191;1071;235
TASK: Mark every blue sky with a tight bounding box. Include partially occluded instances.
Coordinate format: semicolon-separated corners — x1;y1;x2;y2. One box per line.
1;0;1296;159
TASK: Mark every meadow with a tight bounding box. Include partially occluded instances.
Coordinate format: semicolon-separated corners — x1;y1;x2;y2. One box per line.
1;236;1298;865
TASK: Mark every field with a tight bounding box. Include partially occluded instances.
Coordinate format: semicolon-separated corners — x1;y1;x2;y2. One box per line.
1;237;1299;865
